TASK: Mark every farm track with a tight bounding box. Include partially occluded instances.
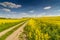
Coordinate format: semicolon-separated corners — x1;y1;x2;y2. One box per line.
5;22;27;40
0;22;25;37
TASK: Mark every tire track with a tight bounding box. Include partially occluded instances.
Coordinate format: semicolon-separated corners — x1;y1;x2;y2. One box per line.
0;22;25;37
5;22;27;40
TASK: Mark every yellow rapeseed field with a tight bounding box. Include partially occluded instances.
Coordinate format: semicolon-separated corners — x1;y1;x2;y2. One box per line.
20;17;60;40
0;19;20;24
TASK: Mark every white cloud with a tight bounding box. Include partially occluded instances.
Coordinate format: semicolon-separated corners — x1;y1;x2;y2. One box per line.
57;10;60;11
43;6;51;10
29;10;34;13
20;13;30;17
19;12;41;17
0;2;22;8
2;8;11;12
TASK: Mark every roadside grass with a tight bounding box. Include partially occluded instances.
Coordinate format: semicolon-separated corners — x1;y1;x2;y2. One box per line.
0;22;20;32
0;18;28;32
0;21;26;40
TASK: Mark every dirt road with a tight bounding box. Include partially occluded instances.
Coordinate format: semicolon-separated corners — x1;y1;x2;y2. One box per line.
0;22;25;37
5;22;27;40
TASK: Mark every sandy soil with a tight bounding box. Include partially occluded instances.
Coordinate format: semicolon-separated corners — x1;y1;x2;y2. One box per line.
0;22;25;37
5;22;27;40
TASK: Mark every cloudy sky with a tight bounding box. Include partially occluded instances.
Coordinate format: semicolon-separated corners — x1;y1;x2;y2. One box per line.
0;0;60;18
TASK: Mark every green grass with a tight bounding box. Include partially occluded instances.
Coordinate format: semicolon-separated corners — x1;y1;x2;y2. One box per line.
0;22;20;32
0;18;29;40
0;18;29;32
0;21;26;40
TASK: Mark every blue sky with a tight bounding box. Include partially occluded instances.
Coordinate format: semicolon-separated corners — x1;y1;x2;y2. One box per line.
0;0;60;18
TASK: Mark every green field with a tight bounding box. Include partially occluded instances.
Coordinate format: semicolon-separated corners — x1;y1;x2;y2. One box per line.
0;18;28;40
0;18;28;32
